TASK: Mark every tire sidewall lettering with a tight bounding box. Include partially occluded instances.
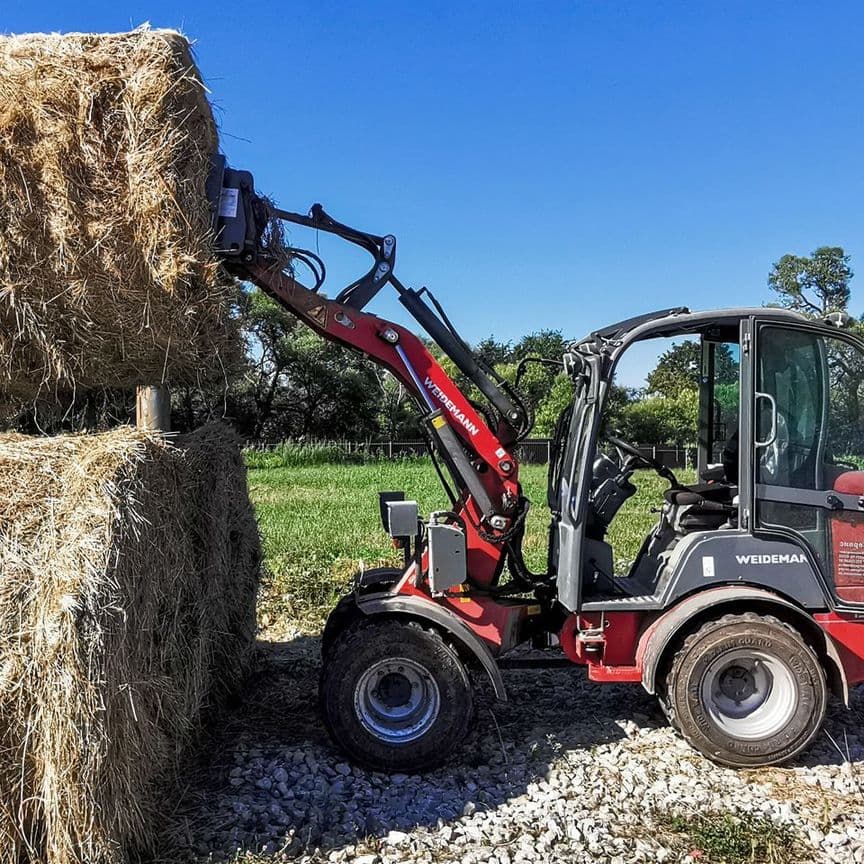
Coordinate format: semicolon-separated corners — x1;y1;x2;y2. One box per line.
669;617;826;767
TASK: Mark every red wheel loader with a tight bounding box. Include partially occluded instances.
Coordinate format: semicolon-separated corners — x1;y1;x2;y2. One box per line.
210;159;864;772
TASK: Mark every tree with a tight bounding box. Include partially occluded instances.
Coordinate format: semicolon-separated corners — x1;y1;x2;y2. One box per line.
646;340;738;398
230;288;383;443
768;246;853;316
513;330;568;363
601;383;638;433
236;287;301;440
277;331;380;440
375;370;423;440
533;374;573;436
431;330;571;433
767;248;864;456
618;389;698;446
646;341;701;396
475;336;513;367
506;330;569;420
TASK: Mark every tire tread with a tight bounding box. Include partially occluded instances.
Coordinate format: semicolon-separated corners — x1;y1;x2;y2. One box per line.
660;612;826;767
320;616;473;772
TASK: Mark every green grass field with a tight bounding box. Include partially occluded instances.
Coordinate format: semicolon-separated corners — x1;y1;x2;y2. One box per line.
250;457;692;634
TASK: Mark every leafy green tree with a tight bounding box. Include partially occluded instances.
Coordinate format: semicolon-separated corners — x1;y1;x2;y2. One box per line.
476;336;513;367
646;341;701;396
768;246;853;316
233;288;381;442
276;330;380;439
646;341;738;398
601;383;637;433
375;371;423;440
513;330;568;363
618;390;698;446
430;330;570;435
236;287;300;439
767;248;864;456
534;373;574;436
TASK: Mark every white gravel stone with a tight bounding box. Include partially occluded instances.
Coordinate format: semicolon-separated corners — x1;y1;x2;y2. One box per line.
164;639;864;864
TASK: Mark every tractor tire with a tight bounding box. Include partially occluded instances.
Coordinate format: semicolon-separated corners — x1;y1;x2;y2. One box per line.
661;612;827;768
320;617;474;772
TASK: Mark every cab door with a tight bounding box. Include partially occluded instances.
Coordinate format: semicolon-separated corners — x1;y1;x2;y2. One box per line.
750;319;864;605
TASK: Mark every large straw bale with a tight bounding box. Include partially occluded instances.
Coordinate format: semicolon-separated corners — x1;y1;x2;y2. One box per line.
0;28;241;401
0;424;260;864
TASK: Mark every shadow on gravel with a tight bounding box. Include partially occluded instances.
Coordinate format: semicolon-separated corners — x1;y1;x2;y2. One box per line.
161;636;864;862
161;635;651;861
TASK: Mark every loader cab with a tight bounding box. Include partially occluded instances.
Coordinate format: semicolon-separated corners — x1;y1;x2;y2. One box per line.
551;307;864;614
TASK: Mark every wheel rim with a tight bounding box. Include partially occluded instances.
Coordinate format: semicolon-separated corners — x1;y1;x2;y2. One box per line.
700;648;798;740
354;657;440;744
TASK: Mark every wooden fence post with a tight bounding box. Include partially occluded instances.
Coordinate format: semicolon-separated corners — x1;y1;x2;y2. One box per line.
136;385;171;432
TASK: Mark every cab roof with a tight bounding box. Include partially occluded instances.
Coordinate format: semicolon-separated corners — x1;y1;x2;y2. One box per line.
591;306;813;344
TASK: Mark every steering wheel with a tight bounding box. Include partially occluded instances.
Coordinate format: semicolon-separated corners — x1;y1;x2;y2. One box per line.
604;432;681;489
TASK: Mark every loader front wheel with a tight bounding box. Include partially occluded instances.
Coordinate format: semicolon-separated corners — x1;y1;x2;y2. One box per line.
320;618;473;772
661;613;827;767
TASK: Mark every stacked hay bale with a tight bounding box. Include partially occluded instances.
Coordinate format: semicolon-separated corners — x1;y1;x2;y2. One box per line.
0;425;260;864
0;27;240;404
0;28;263;864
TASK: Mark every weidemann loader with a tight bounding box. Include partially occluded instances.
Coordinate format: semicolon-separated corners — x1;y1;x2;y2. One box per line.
210;158;864;772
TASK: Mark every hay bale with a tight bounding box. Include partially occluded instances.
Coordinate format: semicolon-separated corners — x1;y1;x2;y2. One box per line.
0;424;260;864
0;28;241;402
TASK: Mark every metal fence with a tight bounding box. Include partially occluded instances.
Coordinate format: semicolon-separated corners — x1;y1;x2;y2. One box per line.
303;438;695;468
632;444;696;470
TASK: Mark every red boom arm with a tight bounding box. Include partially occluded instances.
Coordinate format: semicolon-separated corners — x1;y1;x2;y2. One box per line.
246;262;523;591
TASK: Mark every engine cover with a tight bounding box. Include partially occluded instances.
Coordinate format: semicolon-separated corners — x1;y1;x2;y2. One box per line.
831;471;864;602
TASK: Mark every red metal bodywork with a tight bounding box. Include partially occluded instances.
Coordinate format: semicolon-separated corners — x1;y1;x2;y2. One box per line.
559;611;644;682
830;471;864;603
814;611;864;686
560;604;864;689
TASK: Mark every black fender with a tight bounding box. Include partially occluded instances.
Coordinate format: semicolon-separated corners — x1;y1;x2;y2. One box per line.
639;585;849;705
351;592;508;701
321;568;400;658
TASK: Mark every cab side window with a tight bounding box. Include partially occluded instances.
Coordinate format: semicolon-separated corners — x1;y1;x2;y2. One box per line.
823;337;864;472
755;327;822;492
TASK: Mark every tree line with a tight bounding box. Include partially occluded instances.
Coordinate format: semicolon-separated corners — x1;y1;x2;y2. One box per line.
4;246;856;445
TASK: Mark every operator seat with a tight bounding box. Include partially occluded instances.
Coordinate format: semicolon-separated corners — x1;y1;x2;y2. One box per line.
663;483;735;531
658;425;738;532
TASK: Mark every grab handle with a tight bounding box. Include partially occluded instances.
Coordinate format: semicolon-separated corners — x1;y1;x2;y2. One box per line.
754;392;777;448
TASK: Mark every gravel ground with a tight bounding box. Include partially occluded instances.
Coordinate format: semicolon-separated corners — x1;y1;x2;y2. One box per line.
163;637;864;864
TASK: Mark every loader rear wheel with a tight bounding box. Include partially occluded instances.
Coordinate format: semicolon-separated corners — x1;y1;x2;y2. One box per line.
320;618;473;772
661;613;827;768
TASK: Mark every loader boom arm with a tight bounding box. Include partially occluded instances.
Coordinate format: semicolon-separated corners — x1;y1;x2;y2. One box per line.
243;261;524;588
208;159;531;589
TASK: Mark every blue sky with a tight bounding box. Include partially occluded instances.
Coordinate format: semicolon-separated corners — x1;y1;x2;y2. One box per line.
6;2;864;386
